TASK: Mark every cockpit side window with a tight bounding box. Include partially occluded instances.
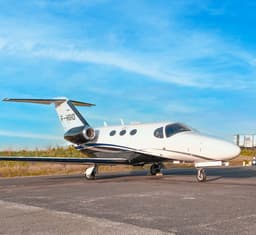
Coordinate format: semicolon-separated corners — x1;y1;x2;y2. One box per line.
154;127;164;138
165;123;191;138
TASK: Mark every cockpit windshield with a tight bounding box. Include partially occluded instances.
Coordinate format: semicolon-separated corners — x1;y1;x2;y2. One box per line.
165;123;191;138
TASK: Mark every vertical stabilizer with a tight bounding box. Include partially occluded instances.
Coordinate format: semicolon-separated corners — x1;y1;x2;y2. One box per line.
55;100;88;131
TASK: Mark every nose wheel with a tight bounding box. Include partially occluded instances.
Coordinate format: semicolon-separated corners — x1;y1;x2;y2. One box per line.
150;163;162;175
196;168;206;182
84;164;98;180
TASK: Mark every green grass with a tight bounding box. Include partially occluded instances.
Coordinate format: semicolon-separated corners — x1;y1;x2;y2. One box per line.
0;147;254;177
0;147;138;177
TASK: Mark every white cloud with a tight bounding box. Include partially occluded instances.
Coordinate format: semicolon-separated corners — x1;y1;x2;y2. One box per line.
31;47;207;87
1;38;254;90
0;1;256;90
165;102;197;114
0;37;6;49
34;0;108;9
0;130;62;140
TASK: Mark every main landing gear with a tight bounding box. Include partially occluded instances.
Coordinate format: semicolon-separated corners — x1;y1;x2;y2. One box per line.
196;168;207;182
84;164;98;180
150;163;162;176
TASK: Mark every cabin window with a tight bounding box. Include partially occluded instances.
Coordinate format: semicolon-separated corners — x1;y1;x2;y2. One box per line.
109;130;116;136
120;130;126;136
154;127;164;138
165;123;191;138
130;129;137;135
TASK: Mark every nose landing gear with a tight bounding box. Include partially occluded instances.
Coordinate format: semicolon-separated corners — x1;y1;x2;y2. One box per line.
196;168;206;182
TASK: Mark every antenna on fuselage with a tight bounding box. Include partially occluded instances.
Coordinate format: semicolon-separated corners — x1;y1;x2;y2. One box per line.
120;119;124;126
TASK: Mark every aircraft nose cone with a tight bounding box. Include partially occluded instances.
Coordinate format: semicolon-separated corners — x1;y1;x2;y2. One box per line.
229;144;241;158
198;135;241;160
219;141;241;160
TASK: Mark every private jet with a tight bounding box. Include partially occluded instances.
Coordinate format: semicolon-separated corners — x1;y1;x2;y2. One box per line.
0;98;240;182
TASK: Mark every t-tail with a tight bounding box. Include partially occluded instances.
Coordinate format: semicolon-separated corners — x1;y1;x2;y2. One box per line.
3;98;96;144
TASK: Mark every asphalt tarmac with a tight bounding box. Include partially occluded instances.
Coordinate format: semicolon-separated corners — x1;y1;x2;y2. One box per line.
0;167;256;235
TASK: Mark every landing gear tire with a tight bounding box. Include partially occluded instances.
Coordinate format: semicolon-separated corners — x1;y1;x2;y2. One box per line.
84;165;98;180
150;163;162;176
196;168;206;182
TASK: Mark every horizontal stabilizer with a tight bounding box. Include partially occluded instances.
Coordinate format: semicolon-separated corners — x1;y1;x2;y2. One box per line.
3;98;95;107
0;156;129;165
3;97;95;131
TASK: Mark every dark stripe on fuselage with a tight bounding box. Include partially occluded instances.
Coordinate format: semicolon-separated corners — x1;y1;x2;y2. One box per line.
82;143;136;152
88;147;128;152
79;143;216;162
156;149;215;161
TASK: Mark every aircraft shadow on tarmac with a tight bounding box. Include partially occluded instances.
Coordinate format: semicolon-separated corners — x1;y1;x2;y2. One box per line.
49;166;256;183
56;166;256;182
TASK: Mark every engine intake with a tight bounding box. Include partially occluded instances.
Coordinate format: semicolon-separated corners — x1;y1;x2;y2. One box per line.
64;126;95;144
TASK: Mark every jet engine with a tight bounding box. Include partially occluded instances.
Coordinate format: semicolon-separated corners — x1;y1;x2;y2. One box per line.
64;126;96;144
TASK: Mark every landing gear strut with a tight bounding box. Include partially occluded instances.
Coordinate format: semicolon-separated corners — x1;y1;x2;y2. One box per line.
84;164;98;180
150;163;162;176
196;168;206;182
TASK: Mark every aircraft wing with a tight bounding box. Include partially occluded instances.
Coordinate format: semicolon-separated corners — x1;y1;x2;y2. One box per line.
0;156;129;165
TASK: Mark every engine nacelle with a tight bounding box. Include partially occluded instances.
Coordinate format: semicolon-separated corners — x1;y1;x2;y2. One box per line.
64;126;95;144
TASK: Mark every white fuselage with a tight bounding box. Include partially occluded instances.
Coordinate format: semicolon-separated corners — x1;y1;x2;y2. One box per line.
81;122;240;163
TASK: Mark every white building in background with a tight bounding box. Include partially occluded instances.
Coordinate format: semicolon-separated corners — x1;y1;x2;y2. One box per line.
234;134;256;148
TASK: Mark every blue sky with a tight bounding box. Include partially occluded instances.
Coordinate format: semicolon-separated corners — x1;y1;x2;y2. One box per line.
0;0;256;149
